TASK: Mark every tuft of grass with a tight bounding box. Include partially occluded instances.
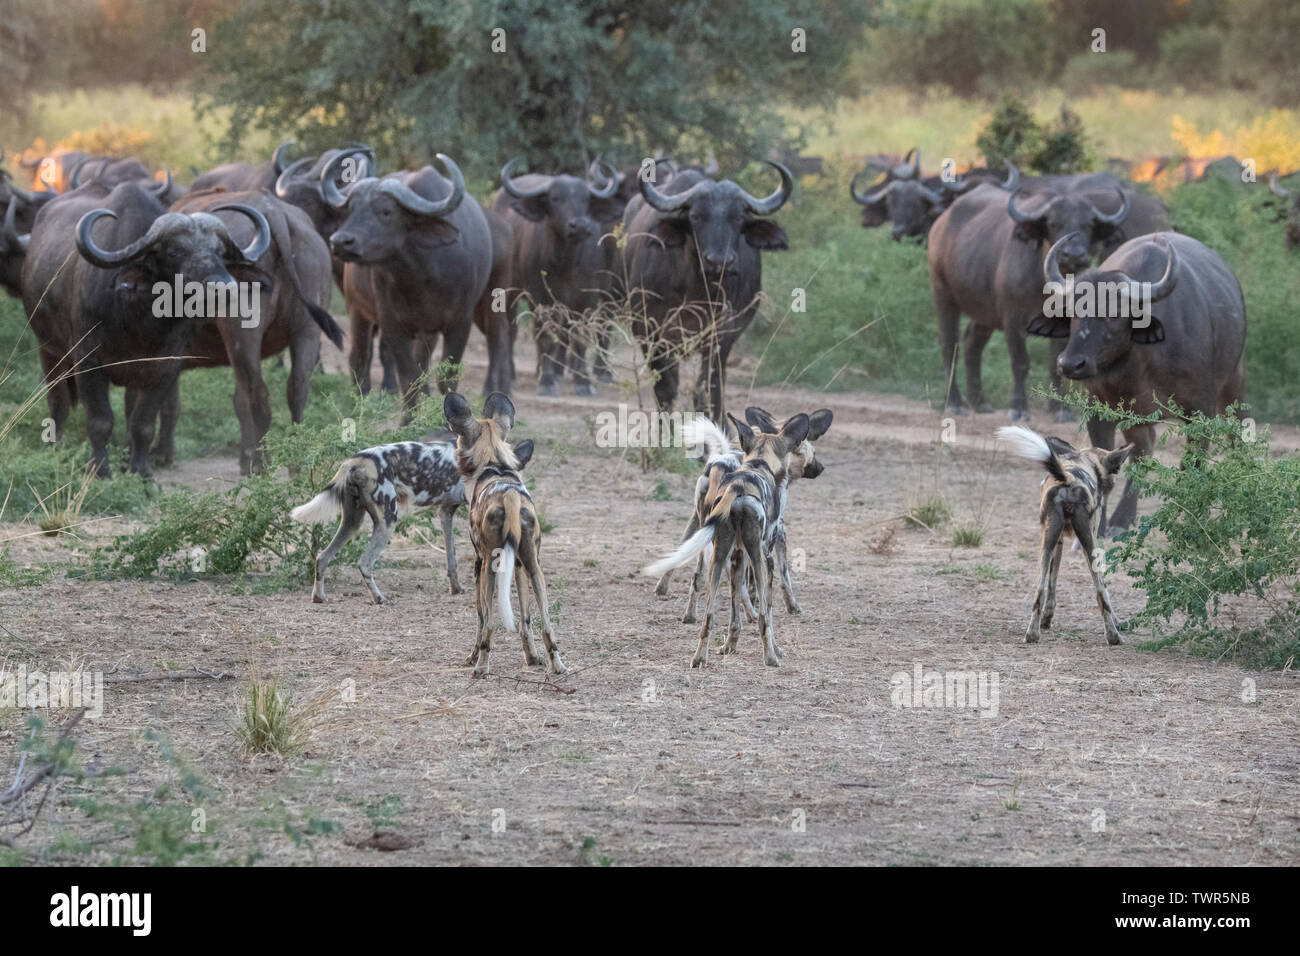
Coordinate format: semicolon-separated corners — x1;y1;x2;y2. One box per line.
236;679;320;756
651;479;672;502
951;525;984;548
907;494;950;529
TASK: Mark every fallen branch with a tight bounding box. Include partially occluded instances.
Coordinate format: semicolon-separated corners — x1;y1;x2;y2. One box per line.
102;667;235;684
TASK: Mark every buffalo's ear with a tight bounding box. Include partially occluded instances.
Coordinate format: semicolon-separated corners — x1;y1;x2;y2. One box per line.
807;408;834;441
587;197;626;224
651;215;689;248
1026;313;1071;338
443;392;480;443
1104;443;1134;475
728;412;756;453
482;391;516;435
509;196;549;223
745;406;778;432
775;412;811;456
411;217;460;248
512;439;534;469
1131;316;1165;344
1012;218;1048;243
742;218;789;250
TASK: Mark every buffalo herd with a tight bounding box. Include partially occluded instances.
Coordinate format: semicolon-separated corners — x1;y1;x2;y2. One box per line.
0;139;1271;528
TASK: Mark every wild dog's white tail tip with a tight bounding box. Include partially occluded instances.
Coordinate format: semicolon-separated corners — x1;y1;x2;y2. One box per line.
290;490;339;524
496;542;516;631
644;526;716;577
682;416;732;462
996;425;1052;462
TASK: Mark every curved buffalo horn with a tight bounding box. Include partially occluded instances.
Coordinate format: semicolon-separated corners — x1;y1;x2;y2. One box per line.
942;172;973;194
274;157;315;198
1091;187;1130;226
738;161;794;215
3;180;36;204
75;208;176;267
641;167;709;212
272;140;296;175
850;171;890;205
1007;187;1044;224
1000;160;1020;193
1042;231;1077;287
917;183;946;205
319;146;373;208
147;169;173;197
501;157;547;199
68;159;91;190
587;158;618;199
4;196;30;252
1138;234;1178;303
343;142;378;177
378;153;466;217
70;157;110;190
1269;172;1290;198
212;202;273;262
892;147;920;181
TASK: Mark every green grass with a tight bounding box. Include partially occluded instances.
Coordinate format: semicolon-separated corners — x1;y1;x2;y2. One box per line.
951;525;984;548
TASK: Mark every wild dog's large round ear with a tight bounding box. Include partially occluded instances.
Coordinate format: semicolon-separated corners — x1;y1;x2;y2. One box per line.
775;412;811;455
482;391;516;435
728;412;756;453
443;391;479;442
1105;444;1135;474
512;439;534;469
744;406;778;433
807;408;833;441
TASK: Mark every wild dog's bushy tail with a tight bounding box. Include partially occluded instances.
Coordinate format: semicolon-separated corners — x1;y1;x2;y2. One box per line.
644;525;715;577
683;415;733;463
996;425;1067;483
290;461;351;523
495;489;525;631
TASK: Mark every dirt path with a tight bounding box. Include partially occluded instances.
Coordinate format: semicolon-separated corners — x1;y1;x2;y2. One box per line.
2;331;1297;865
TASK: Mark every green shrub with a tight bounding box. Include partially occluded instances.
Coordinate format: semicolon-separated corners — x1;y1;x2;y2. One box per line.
1155;25;1224;92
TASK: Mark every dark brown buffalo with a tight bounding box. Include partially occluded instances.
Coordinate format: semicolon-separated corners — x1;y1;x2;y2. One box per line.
851;150;1018;240
476;208;517;395
1268;174;1300;250
1027;231;1246;530
621;162;792;420
493;157;625;395
326;155;492;418
0;173;56;298
162;189;342;473
927;180;1135;421
190;141;300;194
68;156;186;204
19;180;270;477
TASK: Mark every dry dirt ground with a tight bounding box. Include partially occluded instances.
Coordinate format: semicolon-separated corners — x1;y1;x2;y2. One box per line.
2;331;1298;866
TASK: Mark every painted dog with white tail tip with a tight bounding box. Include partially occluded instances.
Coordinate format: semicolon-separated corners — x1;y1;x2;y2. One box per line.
998;425;1133;646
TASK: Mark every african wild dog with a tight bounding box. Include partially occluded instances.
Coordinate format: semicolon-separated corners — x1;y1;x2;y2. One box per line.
998;425;1133;645
290;440;464;604
444;391;567;677
655;406;833;623
645;412;811;668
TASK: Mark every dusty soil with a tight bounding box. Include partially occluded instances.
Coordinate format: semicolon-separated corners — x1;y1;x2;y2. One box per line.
2;331;1297;866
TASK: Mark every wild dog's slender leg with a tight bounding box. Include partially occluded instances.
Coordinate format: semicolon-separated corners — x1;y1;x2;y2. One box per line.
738;507;778;666
739;554;758;623
1086;419;1118;534
774;524;801;615
516;571;542;666
1041;538;1065;629
465;556;485;666
766;553;785;658
721;548;745;655
692;523;734;668
1072;510;1122;645
1026;511;1065;643
657;510;698;597
521;542;567;675
472;551;495;677
358;503;395;605
440;503;462;594
683;549;705;624
313;497;365;603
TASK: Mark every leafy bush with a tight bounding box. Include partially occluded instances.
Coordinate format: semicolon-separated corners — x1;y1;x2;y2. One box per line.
1155;25;1224;92
1032;106;1090;175
975;96;1091;174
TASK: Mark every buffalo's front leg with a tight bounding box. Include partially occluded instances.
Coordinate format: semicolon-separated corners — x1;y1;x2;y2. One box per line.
80;369;115;478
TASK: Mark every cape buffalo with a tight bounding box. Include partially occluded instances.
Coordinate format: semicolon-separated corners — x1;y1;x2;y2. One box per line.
0;176;56;298
851;150;1019;240
163;188;342;474
493;157;626;395
69;156;186;204
190;141;301;194
326;154;492;418
20;180;271;477
1027;231;1246;531
477;207;517;395
622;161;792;420
927;180;1133;421
1268;174;1300;250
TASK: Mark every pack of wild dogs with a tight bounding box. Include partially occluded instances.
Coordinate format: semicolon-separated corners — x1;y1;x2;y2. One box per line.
1;140;1259;670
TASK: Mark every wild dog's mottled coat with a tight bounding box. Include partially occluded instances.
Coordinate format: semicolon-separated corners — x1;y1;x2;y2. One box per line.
656;406;833;623
445;391;566;677
645;412;811;668
998;425;1132;646
291;440;465;603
